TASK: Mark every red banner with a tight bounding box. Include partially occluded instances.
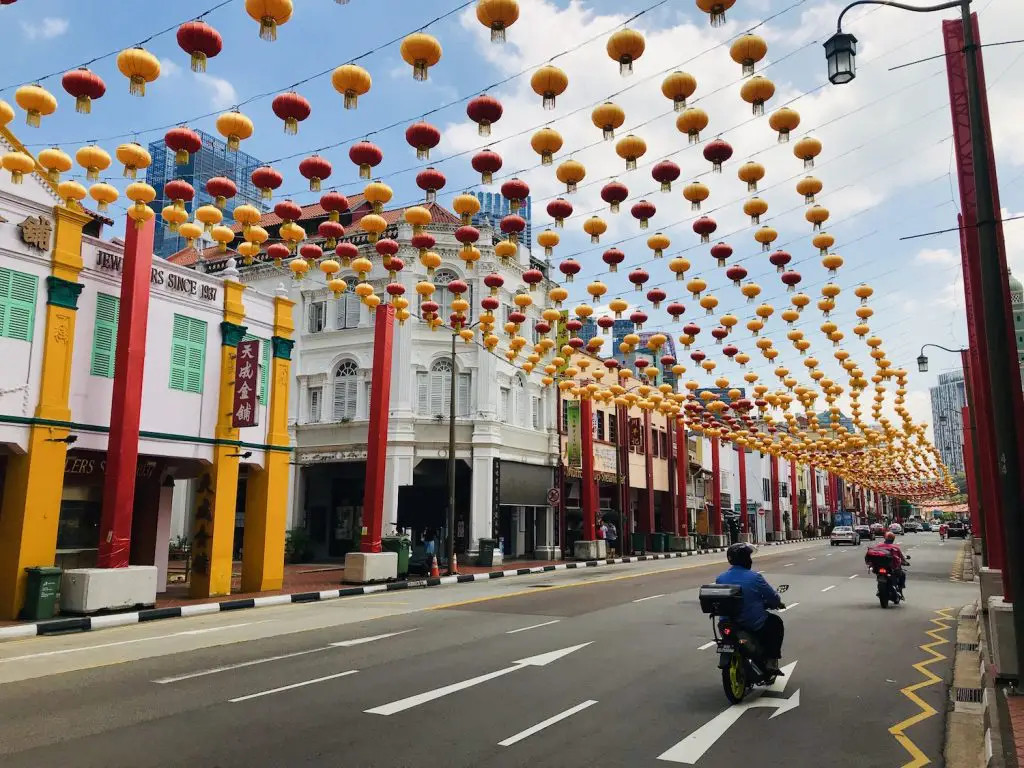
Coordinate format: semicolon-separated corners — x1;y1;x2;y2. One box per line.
232;339;260;428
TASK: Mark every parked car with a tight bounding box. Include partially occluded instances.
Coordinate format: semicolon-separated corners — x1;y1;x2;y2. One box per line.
947;522;969;538
854;524;873;541
889;523;904;535
905;521;921;533
870;522;887;536
920;522;932;532
831;526;860;546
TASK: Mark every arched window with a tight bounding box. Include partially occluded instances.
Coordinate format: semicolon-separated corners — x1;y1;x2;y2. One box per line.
333;360;358;420
418;358;470;417
513;374;526;427
430;269;471;323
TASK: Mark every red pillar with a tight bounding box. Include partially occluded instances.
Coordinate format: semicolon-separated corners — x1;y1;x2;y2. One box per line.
789;459;798;532
770;454;782;535
738;445;748;534
675;419;688;537
810;466;818;529
580;397;597;541
97;216;155;568
360;305;395;553
711;436;722;536
962;406;983;535
617;404;631;548
666;419;677;534
642;410;655;533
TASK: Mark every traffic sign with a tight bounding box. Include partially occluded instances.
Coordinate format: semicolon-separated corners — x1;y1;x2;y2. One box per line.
546;487;560;506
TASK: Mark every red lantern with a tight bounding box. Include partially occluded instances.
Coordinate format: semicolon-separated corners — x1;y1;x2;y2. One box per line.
710;241;732;267
300;243;323;263
164;179;195;207
630;200;656;229
628;268;649;291
693;215;717;243
455;226;480;246
421;301;440;318
267;243;290;265
411;233;436;254
660;355;676;368
318;221;346;249
646;287;667;308
349;140;383;179
335;242;359;265
484;273;505;295
601;181;629;213
537;320;553;334
500;214;526;241
684;322;701;337
61;67;106;114
723;344;738;359
177;20;223;72
272;91;311;134
471;149;503;184
416;167;446;204
205;177;236;209
666;302;686;320
299;155;332;192
482;296;500;312
651;159;681;192
251;166;283;200
559;258;581;282
630;311;648;330
274;199;303;223
512;310;529;326
781;270;802;291
547;198;573;228
387;258;405;278
467;94;503;136
769;249;791;272
602;248;625;272
725;264;747;285
405;120;441;160
165;126;202;165
376;238;399;267
386;283;405;297
711;327;728;344
500;177;530;211
598;316;615;333
690;350;706;363
703;138;733;173
320;191;350;222
523;269;544;290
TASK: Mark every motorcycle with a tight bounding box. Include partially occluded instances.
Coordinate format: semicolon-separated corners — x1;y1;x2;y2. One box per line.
699;583;789;704
865;549;908;608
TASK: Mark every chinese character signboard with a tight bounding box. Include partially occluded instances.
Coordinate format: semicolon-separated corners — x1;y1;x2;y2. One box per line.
566;400;582;469
232;339;260;428
629;417;644;452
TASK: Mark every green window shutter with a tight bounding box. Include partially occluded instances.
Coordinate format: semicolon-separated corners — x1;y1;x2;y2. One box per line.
0;268;37;342
90;293;119;377
185;318;207;394
169;314;189;391
242;334;270;404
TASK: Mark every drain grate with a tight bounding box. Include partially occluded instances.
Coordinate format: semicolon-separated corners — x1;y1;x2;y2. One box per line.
527;584;556;589
954;687;984;703
961;609;979;620
956;641;980;652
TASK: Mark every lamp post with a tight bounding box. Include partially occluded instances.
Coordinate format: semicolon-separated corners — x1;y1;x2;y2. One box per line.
829;0;1024;678
917;342;966;372
445;319;481;575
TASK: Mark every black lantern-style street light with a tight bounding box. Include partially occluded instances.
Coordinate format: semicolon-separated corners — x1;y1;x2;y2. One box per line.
917;353;929;372
824;32;858;84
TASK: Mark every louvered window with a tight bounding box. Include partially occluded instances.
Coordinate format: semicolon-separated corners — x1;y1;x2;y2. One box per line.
333;360;358;420
90;293;119;378
0;268;37;342
169;315;206;393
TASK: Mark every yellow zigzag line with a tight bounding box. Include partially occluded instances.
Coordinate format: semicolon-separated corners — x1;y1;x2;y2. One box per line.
888;607;955;768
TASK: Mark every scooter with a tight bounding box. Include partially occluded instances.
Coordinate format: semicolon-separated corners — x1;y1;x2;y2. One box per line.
699;583;789;704
865;550;908;608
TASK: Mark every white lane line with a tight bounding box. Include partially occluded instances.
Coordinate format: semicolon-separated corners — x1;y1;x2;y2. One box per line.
632;594;666;603
779;602;800;613
330;629;418;647
507;620;561;634
1;622;261;664
783;563;795;567
498;700;598;747
229;670;358;703
807;557;816;561
824;553;833;557
848;574;859;580
698;641;717;651
821;585;836;593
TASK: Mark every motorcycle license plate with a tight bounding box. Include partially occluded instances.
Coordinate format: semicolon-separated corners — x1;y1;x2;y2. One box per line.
719;644;734;653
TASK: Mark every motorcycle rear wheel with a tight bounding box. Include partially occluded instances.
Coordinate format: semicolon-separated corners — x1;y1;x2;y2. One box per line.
722;653;748;704
879;594;889;608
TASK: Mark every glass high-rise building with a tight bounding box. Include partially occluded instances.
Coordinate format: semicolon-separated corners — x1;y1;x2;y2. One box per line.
929;370;966;475
473;192;533;256
146;130;267;259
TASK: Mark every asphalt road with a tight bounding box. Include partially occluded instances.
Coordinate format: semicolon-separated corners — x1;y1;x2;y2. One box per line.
0;533;971;767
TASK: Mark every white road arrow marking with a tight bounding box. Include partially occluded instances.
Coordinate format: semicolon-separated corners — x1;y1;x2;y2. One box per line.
821;585;836;592
365;643;591;716
778;602;799;613
330;629;418;647
657;662;800;764
698;641;716;651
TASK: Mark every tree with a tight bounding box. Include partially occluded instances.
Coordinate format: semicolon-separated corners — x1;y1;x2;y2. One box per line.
952;472;968;495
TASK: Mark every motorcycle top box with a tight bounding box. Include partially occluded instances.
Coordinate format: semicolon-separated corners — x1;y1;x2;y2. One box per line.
865;548;896;572
698;584;743;616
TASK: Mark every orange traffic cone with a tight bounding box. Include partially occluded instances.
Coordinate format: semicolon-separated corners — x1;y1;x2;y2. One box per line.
449;553;459;576
429;554;440;578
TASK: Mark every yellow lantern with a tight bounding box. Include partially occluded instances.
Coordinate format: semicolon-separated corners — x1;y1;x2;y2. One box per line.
125;181;157;213
730;33;767;76
215;111;254;152
161;204;188;232
687;277;707;299
607;28;645;75
289;258;309;280
855;283;874;304
196;204;223;233
615;134;647;171
812;231;835;255
495;240;517;261
477;0;520;43
127;201;154;230
360;213;387;243
15;84;57;128
796;176;822;204
237;241;261;264
583;216;607;244
115;142;151;179
647;232;670;258
365;180;394;215
420;250;442;275
38;147;71;184
57;180;87;208
754;225;777;252
676;107;709;144
743;196;768;225
400;32;442;81
531;64;567;109
768;106;800;143
822;252;844;275
683;181;709;211
661;70;697;111
531;127;563;166
328;277;349;298
234;204;262;235
805;204;829;231
178;221;203;249
279;221;306;251
794;136;822;168
592;102;625;140
352;257;374;281
669;256;690;280
537;229;560;257
246;0;294;41
116;47;161;97
211;225;234;253
76;144;111;181
740;74;775;116
556;158;586;193
331;63;371;109
452;193;481;224
2;152;35;184
246;225;269;248
587;281;607;303
0;99;13;128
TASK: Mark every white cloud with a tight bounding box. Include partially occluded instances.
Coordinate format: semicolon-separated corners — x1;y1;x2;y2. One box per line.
915;247;956;265
159;58;183;77
21;17;68;40
195;73;238;110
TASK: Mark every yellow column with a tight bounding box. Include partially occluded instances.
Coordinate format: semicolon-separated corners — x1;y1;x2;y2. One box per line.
0;205;90;619
188;281;246;598
241;294;295;592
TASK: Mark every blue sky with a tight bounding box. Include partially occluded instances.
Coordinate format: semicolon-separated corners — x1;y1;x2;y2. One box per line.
3;0;1024;435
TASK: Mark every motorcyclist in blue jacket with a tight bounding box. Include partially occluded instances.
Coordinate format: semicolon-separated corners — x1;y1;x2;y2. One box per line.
715;542;785;671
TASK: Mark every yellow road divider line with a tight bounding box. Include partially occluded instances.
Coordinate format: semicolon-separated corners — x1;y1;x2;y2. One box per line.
888;607;955;767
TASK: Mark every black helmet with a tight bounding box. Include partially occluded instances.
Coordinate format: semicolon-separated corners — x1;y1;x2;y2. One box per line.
727;542;755;569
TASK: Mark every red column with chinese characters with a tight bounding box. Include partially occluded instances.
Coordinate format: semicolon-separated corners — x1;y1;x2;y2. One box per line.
97;217;155;568
675;419;688;537
580;396;597;541
711;436;722;536
738;444;748;534
962;407;982;535
360;305;395;553
666;419;677;534
789;459;798;534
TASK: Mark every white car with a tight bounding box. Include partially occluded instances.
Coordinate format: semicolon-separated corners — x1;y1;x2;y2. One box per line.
831;526;860;546
889;523;904;535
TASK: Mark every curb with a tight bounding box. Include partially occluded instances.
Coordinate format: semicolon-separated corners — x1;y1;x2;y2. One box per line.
0;536;829;643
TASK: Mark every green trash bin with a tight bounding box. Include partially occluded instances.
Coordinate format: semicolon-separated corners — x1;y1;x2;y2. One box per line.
477;538;497;568
381;537;411;577
21;566;61;621
649;532;667;552
631;532;647;553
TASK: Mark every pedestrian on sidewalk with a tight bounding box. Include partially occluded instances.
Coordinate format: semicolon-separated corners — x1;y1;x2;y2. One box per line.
423;527;437;558
597;519;607;551
605;518;618;556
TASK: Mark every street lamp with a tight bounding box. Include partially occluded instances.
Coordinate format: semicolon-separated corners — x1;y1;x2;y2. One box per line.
917;342;967;373
824;31;858;84
445;319;481;574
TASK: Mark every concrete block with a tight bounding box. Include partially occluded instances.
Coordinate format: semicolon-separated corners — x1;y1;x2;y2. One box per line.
60;566;158;614
972;537;983;555
344;552;398;584
574;540;605;560
769;531;787;542
670;535;695;551
988;596;1018;679
534;546;561;561
707;535;730;549
980;568;1003;612
787;531;804;540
